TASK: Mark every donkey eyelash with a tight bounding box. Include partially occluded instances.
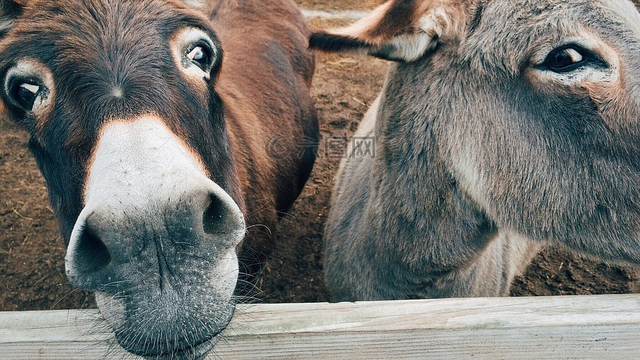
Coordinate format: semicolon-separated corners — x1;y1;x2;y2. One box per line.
535;44;608;73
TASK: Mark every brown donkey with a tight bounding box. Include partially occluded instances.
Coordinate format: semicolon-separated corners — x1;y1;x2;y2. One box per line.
312;0;640;301
0;0;318;358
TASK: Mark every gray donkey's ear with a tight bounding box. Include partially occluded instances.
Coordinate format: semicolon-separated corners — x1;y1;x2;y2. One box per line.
309;0;468;62
0;0;24;39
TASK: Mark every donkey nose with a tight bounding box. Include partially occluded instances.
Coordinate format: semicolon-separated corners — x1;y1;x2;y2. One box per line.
65;184;245;291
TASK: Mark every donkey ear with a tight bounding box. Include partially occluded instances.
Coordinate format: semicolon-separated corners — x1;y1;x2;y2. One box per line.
0;0;24;38
309;0;467;62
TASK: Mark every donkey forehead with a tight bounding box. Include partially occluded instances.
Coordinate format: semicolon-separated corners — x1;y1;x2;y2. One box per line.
464;0;640;72
4;0;214;68
475;0;640;32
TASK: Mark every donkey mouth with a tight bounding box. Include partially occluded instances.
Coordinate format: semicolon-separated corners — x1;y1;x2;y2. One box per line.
101;289;236;360
137;333;220;360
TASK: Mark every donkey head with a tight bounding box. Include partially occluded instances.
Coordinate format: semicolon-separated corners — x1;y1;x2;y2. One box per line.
312;0;640;265
1;0;246;358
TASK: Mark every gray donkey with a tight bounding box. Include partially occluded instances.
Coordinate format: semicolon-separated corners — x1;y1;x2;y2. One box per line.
311;0;640;301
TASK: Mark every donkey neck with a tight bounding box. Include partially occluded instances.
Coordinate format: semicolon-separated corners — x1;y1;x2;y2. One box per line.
368;62;498;275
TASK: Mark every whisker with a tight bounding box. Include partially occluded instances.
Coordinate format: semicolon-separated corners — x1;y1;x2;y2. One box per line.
245;223;273;236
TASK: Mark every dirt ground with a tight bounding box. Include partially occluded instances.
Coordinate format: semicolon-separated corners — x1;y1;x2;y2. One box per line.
1;1;639;312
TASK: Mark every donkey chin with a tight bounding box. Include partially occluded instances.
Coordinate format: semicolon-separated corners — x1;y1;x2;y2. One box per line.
93;252;239;360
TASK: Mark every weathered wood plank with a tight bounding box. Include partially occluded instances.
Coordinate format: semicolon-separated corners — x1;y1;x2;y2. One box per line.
1;295;640;359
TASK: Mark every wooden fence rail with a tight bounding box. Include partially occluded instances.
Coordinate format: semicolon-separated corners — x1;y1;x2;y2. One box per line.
2;294;640;359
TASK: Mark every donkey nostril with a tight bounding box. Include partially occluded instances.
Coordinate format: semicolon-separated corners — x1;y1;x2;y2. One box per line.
76;225;112;274
203;194;231;234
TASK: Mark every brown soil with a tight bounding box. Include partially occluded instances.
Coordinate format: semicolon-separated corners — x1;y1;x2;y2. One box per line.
1;2;639;312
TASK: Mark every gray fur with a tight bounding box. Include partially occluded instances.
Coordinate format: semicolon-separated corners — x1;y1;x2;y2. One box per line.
318;0;640;301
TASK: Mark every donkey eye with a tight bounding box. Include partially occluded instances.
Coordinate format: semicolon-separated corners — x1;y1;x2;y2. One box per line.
187;45;213;71
542;45;603;73
8;79;43;112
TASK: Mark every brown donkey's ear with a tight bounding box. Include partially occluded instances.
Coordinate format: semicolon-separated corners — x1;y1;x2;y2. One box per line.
0;0;24;39
309;0;467;62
